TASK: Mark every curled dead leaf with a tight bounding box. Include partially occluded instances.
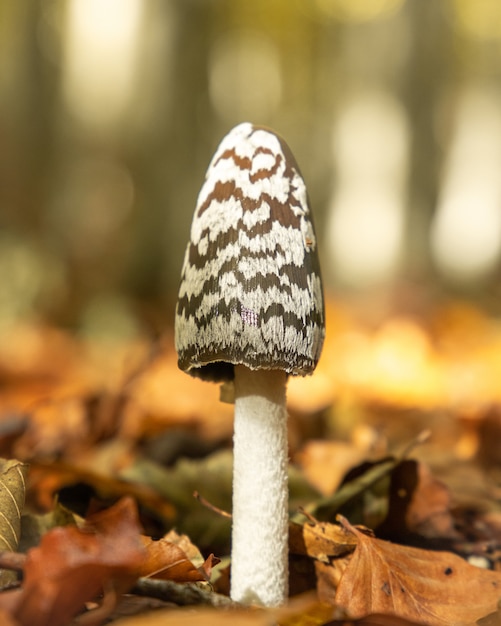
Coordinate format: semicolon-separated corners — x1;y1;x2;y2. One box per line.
139;533;219;583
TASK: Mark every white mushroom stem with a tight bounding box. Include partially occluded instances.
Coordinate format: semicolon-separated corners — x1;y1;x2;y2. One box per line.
231;365;289;606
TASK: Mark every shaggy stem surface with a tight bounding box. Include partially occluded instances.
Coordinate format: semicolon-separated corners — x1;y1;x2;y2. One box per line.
230;365;288;606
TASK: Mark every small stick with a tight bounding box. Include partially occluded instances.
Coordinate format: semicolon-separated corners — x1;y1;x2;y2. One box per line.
296;506;320;525
193;491;232;519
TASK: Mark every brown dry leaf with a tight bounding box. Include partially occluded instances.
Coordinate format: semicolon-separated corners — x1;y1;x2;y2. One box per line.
322;516;501;626
162;529;204;565
0;497;146;626
377;460;459;542
289;521;360;595
391;461;456;539
161;529;220;580
139;531;217;583
0;459;28;589
289;521;358;563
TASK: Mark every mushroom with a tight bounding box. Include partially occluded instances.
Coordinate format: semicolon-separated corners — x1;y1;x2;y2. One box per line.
175;122;325;606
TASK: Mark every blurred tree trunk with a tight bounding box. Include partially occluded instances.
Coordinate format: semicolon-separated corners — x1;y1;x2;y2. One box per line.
401;0;453;280
0;2;57;231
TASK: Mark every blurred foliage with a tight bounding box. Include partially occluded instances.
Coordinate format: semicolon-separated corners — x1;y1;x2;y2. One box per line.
1;0;501;334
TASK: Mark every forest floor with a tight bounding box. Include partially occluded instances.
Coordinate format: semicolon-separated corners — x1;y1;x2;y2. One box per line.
1;295;501;625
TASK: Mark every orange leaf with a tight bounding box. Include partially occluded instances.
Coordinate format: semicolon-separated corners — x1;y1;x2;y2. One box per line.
7;497;145;626
290;520;358;562
324;516;501;626
139;537;206;583
139;529;220;583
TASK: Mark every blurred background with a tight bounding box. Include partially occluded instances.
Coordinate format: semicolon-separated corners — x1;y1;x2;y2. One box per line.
1;0;501;338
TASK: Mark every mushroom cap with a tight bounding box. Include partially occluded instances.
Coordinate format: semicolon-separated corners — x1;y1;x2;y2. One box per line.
175;122;325;382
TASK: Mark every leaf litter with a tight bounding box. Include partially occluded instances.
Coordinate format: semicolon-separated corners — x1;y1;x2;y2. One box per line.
2;302;501;624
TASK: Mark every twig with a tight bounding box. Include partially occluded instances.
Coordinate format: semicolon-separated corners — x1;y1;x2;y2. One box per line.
193;491;232;519
296;507;319;525
132;578;236;608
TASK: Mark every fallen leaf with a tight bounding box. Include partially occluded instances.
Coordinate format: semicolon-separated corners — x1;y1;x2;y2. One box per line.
161;529;220;580
0;497;146;626
0;459;28;552
289;520;365;596
139;533;216;583
289;521;358;563
324;516;501;626
377;460;460;543
162;529;207;568
0;459;28;589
